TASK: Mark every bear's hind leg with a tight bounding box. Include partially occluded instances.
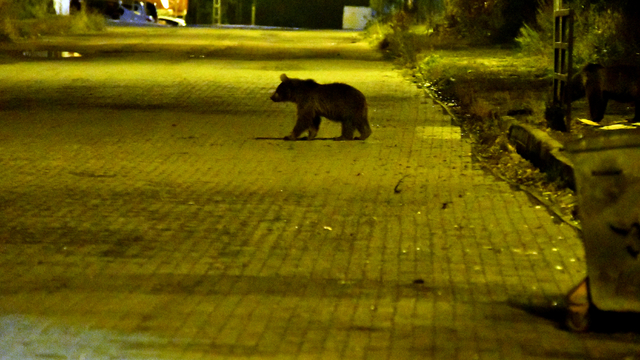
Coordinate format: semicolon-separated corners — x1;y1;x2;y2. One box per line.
632;100;639;122
335;120;355;141
585;76;607;122
588;96;607;123
354;120;372;140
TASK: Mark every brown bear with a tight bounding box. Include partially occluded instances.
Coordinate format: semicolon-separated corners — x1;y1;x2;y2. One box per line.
571;63;640;122
270;74;372;140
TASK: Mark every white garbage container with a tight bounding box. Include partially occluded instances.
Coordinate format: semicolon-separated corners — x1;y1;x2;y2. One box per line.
565;130;640;330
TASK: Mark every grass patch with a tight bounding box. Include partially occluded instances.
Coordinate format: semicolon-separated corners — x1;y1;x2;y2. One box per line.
415;50;552;122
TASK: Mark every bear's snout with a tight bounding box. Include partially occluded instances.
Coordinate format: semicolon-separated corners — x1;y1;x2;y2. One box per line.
270;92;281;102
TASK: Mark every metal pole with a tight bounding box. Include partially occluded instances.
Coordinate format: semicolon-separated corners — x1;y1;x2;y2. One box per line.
213;0;221;25
251;0;256;26
552;0;573;132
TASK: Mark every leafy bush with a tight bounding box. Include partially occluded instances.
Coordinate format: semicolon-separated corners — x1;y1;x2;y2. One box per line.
516;23;548;57
516;0;553;57
0;1;10;41
445;0;503;45
366;11;460;67
516;0;640;68
446;0;538;45
13;0;55;20
366;14;421;65
0;0;105;41
572;8;630;66
371;0;445;26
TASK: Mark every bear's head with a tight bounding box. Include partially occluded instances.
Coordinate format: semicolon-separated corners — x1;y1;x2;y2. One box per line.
270;74;319;103
270;74;293;102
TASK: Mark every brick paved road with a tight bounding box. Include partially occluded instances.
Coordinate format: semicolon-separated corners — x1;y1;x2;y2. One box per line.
0;27;639;359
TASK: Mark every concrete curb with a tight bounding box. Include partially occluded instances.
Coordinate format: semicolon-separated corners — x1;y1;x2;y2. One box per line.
506;119;575;190
422;90;577;191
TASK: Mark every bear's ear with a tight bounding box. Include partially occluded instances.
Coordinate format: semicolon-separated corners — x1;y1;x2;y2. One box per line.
280;74;289;82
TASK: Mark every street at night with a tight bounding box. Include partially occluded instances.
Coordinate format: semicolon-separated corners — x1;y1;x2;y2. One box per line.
1;27;639;359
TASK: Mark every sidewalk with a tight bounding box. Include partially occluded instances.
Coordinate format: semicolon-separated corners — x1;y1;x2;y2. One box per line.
0;28;638;359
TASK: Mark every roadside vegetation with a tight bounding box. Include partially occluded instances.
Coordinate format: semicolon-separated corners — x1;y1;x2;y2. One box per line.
0;0;105;41
367;0;640;223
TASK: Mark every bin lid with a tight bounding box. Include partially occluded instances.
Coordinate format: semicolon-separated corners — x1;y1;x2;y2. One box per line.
565;129;640;153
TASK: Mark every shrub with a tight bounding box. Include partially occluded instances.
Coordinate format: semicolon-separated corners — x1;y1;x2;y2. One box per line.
516;0;553;57
0;0;14;41
366;11;460;68
446;0;538;45
516;0;640;68
0;0;105;41
14;0;55;20
366;13;424;65
573;8;630;66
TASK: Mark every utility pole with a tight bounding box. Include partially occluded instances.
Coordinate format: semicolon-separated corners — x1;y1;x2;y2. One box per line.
251;0;256;26
213;0;221;25
553;0;574;132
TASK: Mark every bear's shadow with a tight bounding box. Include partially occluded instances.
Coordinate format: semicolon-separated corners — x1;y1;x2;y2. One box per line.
255;137;337;141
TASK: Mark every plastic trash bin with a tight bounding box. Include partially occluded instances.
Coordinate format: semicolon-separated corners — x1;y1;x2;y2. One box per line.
565;129;640;331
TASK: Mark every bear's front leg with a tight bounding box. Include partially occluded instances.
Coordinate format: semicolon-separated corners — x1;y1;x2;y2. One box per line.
306;115;321;140
587;93;607;123
285;116;312;140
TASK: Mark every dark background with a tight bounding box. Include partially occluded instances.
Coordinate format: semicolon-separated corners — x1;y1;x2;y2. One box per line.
187;0;370;28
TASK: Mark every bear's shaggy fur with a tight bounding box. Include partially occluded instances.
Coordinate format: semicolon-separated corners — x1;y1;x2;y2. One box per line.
270;74;372;140
571;64;640;122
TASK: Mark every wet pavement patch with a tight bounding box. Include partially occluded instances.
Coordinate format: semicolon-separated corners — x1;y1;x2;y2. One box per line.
20;50;82;59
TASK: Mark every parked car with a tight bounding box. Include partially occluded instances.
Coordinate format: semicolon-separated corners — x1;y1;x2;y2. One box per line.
106;1;157;24
84;0;186;26
84;1;155;24
157;15;186;26
117;1;157;23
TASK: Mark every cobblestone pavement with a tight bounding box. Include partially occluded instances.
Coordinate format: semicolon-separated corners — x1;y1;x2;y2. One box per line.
0;28;639;359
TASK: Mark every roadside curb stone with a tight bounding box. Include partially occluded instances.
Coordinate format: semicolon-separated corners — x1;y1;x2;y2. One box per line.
507;120;575;189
